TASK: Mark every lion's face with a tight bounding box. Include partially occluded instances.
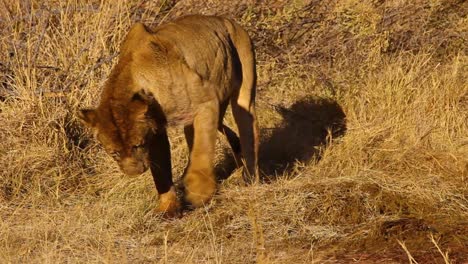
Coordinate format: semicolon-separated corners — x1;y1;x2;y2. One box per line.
96;122;151;176
78;94;155;176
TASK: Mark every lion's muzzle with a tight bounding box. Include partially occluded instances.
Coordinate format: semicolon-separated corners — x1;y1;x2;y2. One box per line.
119;157;148;176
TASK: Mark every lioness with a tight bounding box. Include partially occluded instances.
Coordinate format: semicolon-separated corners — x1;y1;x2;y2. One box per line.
78;15;259;216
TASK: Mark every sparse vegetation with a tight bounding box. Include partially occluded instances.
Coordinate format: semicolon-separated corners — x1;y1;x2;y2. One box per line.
1;0;467;263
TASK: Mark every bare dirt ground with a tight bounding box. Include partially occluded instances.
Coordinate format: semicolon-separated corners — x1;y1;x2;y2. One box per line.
1;0;467;263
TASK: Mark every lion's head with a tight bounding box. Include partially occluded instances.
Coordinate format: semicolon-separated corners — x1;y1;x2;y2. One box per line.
78;92;157;176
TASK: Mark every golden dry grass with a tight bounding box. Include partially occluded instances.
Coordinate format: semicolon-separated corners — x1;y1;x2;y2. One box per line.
1;0;467;263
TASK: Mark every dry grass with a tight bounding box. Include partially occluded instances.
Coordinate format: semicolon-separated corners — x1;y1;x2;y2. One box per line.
1;0;467;263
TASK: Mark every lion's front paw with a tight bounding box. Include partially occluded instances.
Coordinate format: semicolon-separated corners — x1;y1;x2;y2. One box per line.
183;169;216;207
156;187;181;218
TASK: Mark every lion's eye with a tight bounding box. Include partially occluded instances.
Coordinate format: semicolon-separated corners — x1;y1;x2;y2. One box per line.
131;143;145;153
132;145;141;150
133;142;144;149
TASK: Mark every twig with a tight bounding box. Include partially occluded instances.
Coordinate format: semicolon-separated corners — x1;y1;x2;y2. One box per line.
32;13;50;66
129;0;149;21
397;239;419;264
64;52;118;94
163;230;169;264
86;52;119;75
33;65;61;71
248;204;269;264
429;234;452;264
157;0;180;26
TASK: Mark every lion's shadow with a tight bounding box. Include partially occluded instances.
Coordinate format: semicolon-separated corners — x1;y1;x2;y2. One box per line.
216;97;347;181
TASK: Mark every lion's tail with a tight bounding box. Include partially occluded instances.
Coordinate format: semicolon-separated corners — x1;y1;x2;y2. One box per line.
223;18;259;180
224;18;257;111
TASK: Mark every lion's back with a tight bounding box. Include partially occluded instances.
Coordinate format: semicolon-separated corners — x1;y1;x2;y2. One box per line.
152;16;238;79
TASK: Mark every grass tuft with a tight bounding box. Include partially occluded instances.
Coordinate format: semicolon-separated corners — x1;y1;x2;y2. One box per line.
1;0;467;262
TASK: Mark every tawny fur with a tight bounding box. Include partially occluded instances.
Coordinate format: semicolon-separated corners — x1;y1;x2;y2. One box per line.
78;15;259;216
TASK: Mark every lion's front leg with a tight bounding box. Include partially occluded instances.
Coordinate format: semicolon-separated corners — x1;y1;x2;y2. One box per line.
148;130;180;217
183;100;219;207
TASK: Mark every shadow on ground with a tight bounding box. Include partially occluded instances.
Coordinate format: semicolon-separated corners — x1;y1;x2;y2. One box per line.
259;97;347;179
216;97;347;182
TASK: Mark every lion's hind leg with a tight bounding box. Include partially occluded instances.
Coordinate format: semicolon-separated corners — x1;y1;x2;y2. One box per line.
218;124;242;167
217;101;242;167
231;94;259;184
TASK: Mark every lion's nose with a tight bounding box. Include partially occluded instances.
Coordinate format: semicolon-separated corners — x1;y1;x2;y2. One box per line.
120;158;147;176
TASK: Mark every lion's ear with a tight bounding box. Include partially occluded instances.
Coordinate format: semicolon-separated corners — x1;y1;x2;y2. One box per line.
77;109;98;128
121;23;151;55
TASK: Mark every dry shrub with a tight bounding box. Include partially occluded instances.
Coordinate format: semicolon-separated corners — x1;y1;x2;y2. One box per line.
1;0;467;263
